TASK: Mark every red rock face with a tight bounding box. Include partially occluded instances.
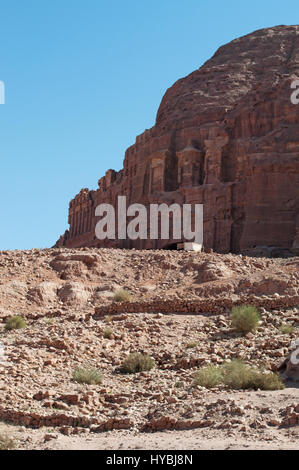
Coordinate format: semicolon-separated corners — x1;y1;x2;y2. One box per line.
56;25;299;255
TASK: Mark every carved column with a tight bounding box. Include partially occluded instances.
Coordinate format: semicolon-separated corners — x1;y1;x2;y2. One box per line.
177;144;204;187
149;150;170;194
204;133;229;185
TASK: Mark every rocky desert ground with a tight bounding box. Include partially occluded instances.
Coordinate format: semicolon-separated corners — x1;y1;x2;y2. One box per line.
0;247;298;450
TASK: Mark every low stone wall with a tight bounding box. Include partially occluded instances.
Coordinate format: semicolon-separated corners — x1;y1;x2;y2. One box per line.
141;416;215;432
94;295;299;318
0;405;133;431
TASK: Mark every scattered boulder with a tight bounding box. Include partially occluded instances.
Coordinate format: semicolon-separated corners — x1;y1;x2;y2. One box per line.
57;283;90;306
27;282;58;305
196;261;234;283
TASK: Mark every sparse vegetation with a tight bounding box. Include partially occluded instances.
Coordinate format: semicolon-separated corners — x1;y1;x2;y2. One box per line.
103;328;113;339
0;432;16;450
194;365;223;388
221;360;252;389
250;370;285;391
113;289;131;303
72;367;103;385
175;381;184;388
221;360;284;390
0;244;298;449
5;315;27;331
279;324;296;335
186;342;197;349
120;353;155;374
230;305;260;334
42;318;54;326
194;360;284;391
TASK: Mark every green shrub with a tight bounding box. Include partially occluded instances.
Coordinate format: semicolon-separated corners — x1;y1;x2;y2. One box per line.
194;365;223;388
120;353;155;374
5;315;27;331
43;318;54;326
114;289;131;303
230;305;260;334
249;370;285;391
186;342;197;349
279;324;295;335
103;328;113;339
72;367;102;385
221;360;254;389
0;432;16;450
194;360;284;391
221;360;284;390
175;381;184;388
105;315;112;323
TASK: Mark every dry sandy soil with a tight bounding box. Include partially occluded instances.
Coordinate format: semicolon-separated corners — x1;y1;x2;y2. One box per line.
0;248;298;450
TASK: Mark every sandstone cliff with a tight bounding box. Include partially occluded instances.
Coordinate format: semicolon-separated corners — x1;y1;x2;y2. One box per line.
57;25;299;255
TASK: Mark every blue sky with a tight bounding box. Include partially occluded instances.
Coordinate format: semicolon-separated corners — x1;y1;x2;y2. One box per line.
0;0;298;250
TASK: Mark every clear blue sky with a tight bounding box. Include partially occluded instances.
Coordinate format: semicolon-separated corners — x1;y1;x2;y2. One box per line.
0;0;298;250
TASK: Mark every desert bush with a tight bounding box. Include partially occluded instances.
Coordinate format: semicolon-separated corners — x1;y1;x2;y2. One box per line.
5;315;27;331
249;370;285;391
120;353;155;374
175;381;184;388
113;289;131;303
230;305;260;334
0;432;16;450
194;360;284;391
221;360;284;390
103;328;113;339
279;324;295;335
193;365;223;388
42;318;54;326
221;360;254;389
105;315;112;323
186;342;197;349
72;367;102;385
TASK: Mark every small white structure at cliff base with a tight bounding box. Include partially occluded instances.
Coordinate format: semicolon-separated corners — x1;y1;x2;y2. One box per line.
177;242;202;252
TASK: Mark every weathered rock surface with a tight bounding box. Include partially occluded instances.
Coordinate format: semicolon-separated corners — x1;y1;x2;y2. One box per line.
0;247;298;450
0;248;298;316
57;25;299;255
